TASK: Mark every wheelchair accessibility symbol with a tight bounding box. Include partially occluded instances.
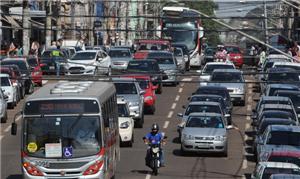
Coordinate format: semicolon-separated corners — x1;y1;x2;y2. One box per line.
63;147;73;158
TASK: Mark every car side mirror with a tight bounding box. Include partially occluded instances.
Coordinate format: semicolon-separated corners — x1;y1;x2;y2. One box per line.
140;90;145;95
226;125;233;130
182;105;186;109
177;113;183;117
187;97;191;100
11;122;17;135
225;114;230;118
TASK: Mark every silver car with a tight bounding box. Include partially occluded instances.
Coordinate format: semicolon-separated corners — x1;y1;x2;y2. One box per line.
209;69;246;105
174;47;186;73
108;48;133;70
113;78;145;128
0;90;8;123
181;113;229;156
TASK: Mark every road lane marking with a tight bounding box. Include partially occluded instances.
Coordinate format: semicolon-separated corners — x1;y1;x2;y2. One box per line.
145;174;151;179
182;78;192;81
248;90;253;94
247;105;251;111
0;136;3;141
248;83;253;88
171;103;177;109
4;126;11;133
16;115;21;121
244;134;248;141
246;116;251;121
42;80;48;85
167;111;174;118
178;88;183;93
175;95;180;101
163;121;170;129
242;159;248;169
180;83;184;87
245;123;250;130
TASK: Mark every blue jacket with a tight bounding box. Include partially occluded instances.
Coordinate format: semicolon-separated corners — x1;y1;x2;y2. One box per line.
145;132;163;145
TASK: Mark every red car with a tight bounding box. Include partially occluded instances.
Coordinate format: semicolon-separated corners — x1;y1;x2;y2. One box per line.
27;56;43;86
123;75;157;114
262;150;300;166
225;46;244;68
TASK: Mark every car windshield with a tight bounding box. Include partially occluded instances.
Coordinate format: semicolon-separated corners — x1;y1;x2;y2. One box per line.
118;103;129;117
127;62;153;72
211;72;242;82
137;80;149;90
1;61;28;74
261;111;293;120
262;167;300;179
267;131;300;146
270;88;299;96
185;105;221;115
196;89;227;99
190;97;225;109
109;50;131;58
261;99;291;106
268;156;300;167
115;83;137;94
27;58;38;67
71;52;96;60
151;58;175;65
203;65;234;74
1;77;10;86
205;48;217;55
225;47;240;53
275;65;300;71
186;116;224;128
268;72;299;82
23;116;101;158
276;93;300;106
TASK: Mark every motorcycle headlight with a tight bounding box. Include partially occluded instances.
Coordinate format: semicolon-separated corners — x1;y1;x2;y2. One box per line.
214;135;226;141
120;121;130;129
183;134;194;140
129;102;139;107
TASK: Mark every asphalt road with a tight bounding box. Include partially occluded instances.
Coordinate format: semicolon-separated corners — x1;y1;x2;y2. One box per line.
0;70;258;179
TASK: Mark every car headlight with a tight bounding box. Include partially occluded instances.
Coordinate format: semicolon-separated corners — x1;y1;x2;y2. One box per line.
144;96;153;101
129;102;139;107
233;55;242;59
4;91;11;96
234;87;244;93
165;70;177;75
183;134;194;140
33;71;40;75
120;121;130;129
214;135;226;141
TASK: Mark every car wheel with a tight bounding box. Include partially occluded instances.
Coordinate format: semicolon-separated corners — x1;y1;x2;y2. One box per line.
8;103;14;109
128;136;133;147
107;67;112;76
1;113;8;123
38;82;43;87
156;84;163;94
180;144;186;156
240;100;245;106
149;105;155;114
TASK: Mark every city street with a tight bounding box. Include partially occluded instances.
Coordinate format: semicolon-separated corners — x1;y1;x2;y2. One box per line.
0;70;258;179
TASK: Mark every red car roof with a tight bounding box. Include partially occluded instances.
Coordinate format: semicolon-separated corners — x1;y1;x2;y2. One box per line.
122;75;151;80
135;39;171;45
269;151;300;158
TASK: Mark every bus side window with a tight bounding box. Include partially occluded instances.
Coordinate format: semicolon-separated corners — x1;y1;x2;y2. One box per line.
102;103;109;127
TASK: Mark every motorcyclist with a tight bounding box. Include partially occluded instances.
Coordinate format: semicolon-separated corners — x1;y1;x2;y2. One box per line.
143;123;166;167
215;45;227;61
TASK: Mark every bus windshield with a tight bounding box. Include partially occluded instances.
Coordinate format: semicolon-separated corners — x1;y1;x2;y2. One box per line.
163;21;197;51
23;116;101;158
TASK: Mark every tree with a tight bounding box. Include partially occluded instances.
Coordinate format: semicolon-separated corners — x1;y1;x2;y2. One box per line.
184;0;221;46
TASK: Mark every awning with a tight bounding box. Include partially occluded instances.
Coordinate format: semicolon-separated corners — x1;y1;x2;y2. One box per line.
3;15;20;28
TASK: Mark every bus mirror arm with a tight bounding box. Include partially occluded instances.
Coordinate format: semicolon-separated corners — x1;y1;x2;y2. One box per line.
11;111;22;135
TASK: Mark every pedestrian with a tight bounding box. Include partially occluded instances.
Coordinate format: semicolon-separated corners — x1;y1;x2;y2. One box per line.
30;41;39;57
50;46;64;77
17;44;23;56
258;46;266;67
51;41;57;48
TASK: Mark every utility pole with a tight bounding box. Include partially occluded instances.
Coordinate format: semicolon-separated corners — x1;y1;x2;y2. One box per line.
56;1;61;40
264;0;269;45
45;0;52;48
22;0;30;55
71;0;76;38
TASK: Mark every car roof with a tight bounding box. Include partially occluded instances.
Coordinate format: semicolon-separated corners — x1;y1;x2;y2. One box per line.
197;86;228;90
261;118;294;123
205;62;234;66
191;94;223;98
269;125;300;132
122;75;151;80
76;50;99;53
0;74;9;77
268;67;297;73
261;96;291;101
275;90;300;95
269;150;300;158
259;162;300;169
129;59;156;63
261;104;293;109
270;174;300;179
273;62;300;66
212;69;241;73
188;101;221;106
267;84;299;89
112;78;137;82
188;112;222;117
261;110;292;115
109;47;130;51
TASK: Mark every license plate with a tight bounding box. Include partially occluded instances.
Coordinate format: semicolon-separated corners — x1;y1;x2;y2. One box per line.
49;66;55;70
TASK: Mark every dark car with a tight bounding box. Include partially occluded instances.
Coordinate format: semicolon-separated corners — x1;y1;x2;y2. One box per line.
40;49;67;75
193;86;233;114
126;60;167;94
203;47;217;64
0;58;34;94
274;90;300;118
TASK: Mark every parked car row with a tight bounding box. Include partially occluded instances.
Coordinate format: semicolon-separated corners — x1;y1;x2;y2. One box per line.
250;54;300;178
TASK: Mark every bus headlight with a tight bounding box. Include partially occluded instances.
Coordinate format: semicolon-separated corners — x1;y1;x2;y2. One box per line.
83;160;104;175
23;162;44;176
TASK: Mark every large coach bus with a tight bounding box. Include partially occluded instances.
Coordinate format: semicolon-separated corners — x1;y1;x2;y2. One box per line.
11;81;119;179
157;6;204;68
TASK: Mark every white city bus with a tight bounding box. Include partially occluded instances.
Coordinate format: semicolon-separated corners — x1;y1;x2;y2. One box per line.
157;6;204;68
11;81;119;179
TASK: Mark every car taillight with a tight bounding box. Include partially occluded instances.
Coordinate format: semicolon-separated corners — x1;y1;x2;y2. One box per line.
83;160;104;175
40;63;46;67
23;162;43;176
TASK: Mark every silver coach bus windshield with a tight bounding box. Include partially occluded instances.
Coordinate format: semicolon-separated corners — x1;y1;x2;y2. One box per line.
23;100;102;158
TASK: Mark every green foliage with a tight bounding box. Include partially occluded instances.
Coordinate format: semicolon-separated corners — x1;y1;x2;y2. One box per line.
184;0;220;46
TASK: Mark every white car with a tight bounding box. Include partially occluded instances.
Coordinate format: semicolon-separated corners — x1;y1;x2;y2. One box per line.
251;162;300;179
65;50;111;75
118;98;134;147
0;74;17;109
0;89;8;123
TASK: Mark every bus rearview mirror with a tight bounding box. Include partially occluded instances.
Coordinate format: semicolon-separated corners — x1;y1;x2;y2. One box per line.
11;122;17;135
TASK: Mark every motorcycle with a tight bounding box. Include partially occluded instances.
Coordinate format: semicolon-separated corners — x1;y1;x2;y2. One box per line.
146;143;161;175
